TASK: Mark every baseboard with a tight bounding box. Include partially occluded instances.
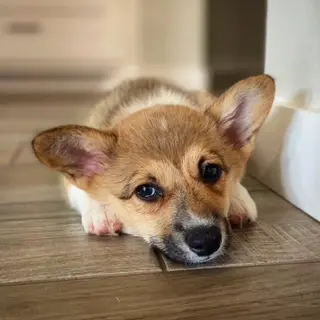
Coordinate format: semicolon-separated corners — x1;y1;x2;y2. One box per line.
248;98;320;221
0;78;107;94
0;64;133;94
0;64;209;94
110;65;209;91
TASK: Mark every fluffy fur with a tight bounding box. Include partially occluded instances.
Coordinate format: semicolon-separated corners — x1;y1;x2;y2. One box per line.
32;75;275;264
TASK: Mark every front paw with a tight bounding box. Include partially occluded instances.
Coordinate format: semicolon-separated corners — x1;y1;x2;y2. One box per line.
81;205;123;236
228;212;255;228
228;184;257;228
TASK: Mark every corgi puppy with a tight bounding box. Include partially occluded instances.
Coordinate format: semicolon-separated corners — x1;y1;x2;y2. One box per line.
32;75;275;264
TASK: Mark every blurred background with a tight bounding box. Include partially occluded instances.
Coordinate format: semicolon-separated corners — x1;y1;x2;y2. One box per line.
0;4;319;317
0;0;266;93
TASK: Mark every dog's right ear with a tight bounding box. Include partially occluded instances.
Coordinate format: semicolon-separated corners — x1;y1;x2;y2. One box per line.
206;74;275;152
32;125;118;189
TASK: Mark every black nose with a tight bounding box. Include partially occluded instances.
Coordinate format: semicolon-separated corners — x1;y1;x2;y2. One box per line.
185;226;222;256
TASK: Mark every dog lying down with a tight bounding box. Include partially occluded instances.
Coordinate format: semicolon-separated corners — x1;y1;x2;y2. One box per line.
32;75;275;264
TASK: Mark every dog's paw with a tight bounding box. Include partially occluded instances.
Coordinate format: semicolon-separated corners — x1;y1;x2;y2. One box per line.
228;184;257;228
81;205;123;236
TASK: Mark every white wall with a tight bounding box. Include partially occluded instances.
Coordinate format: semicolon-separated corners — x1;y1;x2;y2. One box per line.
248;0;320;221
134;0;208;90
265;0;320;111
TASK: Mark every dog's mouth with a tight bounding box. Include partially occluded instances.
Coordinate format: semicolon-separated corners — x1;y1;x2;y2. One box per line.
150;219;230;265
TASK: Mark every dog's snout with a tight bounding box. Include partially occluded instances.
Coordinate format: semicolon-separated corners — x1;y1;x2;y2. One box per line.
184;226;222;256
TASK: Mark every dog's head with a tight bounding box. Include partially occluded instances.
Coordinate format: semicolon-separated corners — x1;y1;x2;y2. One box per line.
32;75;275;264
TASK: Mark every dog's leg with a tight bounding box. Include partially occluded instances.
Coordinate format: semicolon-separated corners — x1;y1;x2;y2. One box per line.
67;184;122;236
228;183;257;228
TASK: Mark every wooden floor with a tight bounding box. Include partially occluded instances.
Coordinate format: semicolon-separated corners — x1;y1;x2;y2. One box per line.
0;94;319;320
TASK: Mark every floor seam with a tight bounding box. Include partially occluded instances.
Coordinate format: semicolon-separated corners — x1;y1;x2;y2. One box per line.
8;141;26;166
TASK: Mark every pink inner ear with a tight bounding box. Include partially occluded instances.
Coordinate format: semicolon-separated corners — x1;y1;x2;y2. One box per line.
82;157;105;178
66;146;105;178
221;93;256;148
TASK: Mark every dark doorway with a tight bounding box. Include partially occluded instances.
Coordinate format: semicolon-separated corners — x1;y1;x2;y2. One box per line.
206;0;267;93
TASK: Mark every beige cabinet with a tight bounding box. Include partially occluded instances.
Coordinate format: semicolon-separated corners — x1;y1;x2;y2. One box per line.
0;0;136;75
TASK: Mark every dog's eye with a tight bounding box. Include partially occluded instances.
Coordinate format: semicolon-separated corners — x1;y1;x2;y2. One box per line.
200;163;223;184
135;184;164;202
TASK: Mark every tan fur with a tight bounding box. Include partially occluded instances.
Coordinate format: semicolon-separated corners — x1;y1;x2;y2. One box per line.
32;75;275;264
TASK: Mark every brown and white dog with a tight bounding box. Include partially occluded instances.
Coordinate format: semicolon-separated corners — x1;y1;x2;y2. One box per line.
32;75;275;264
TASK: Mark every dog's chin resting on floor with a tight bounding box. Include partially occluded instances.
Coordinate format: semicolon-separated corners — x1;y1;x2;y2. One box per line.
32;75;275;265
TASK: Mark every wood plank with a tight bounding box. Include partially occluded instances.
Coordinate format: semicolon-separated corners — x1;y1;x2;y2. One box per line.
0;164;62;204
0;201;70;220
162;190;320;271
0;134;30;166
0;145;17;166
1;263;319;320
0;97;96;134
11;141;37;165
0;203;161;284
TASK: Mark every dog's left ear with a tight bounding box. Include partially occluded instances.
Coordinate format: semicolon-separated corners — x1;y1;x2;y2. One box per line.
207;74;275;151
32;125;118;190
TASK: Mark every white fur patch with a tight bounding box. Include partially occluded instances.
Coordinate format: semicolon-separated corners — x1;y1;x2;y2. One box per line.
67;184;91;216
229;183;258;222
124;88;195;117
67;184;120;235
